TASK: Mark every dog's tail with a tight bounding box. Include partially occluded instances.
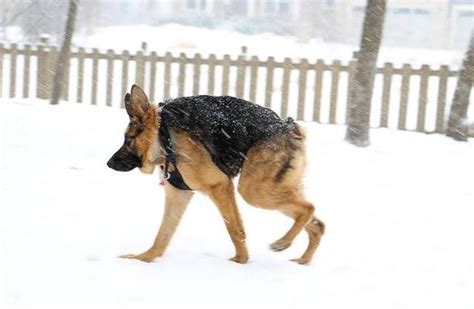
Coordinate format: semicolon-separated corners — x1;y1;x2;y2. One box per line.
272;117;307;182
285;117;306;141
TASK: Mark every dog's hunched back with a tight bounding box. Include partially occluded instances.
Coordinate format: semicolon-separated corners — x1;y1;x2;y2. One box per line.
160;95;300;177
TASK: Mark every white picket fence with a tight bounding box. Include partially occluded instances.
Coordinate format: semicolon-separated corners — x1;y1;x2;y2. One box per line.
0;40;468;135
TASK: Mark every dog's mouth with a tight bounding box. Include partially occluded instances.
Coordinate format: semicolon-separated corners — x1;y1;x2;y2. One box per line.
139;164;156;174
107;153;142;172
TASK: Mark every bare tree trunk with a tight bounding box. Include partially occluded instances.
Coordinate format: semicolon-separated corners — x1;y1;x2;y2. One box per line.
447;32;474;142
51;0;79;105
345;0;386;146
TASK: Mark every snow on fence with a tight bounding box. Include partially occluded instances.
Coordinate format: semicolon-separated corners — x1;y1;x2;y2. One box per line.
0;40;465;135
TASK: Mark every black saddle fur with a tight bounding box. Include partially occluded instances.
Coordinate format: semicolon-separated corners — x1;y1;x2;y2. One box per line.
160;95;294;178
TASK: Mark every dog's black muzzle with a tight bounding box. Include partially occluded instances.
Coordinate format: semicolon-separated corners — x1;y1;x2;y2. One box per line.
107;147;142;172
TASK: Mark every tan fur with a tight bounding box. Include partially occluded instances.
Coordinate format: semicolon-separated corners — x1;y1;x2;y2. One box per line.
124;104;164;174
172;131;249;263
238;129;325;264
118;85;324;265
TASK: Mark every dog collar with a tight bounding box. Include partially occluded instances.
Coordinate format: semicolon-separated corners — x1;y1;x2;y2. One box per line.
158;106;193;191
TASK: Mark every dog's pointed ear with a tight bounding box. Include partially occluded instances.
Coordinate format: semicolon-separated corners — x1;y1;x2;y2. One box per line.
125;85;150;120
124;93;133;117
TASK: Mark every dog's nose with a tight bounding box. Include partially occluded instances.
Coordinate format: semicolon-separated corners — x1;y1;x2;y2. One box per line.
107;158;115;169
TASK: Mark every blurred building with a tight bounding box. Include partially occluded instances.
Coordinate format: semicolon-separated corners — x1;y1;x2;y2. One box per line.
2;0;471;49
169;0;474;49
342;0;474;49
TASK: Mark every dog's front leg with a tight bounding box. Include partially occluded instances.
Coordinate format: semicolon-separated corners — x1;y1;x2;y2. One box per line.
120;182;194;262
207;182;249;264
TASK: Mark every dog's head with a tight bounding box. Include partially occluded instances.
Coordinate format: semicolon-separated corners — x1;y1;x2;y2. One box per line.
107;85;162;174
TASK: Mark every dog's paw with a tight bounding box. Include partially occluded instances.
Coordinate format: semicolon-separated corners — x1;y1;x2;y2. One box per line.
290;257;311;265
119;252;158;263
269;240;291;252
229;255;249;264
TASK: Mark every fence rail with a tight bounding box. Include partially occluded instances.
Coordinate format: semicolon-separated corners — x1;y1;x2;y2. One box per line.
0;41;466;135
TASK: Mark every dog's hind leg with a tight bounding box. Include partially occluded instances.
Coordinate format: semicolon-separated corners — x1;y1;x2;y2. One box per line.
269;196;314;252
290;216;325;265
120;182;193;262
238;130;324;265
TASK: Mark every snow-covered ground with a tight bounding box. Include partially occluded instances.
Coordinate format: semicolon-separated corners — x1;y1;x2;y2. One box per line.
1;99;473;308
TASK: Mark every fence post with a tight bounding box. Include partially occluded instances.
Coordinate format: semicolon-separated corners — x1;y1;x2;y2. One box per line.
207;54;216;95
416;65;430;132
121;50;130;107
222;54;230;95
329;60;341;123
236;46;247;98
178;53;186;97
149;51;157;102
37;35;54;99
48;46;58;100
249;56;259;102
150;51;158;102
297;58;308;120
23;44;31;98
135;48;145;88
264;57;275;108
193;53;202;96
398;64;412;130
77;47;85;103
281;57;292;118
91;48;99;105
435;65;449;133
163;52;172;99
106;49;114;106
380;62;393;127
9;43;17;98
236;54;245;98
313;59;324;122
36;44;45;99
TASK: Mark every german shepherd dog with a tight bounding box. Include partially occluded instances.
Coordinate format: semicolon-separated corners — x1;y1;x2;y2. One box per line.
107;85;324;265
